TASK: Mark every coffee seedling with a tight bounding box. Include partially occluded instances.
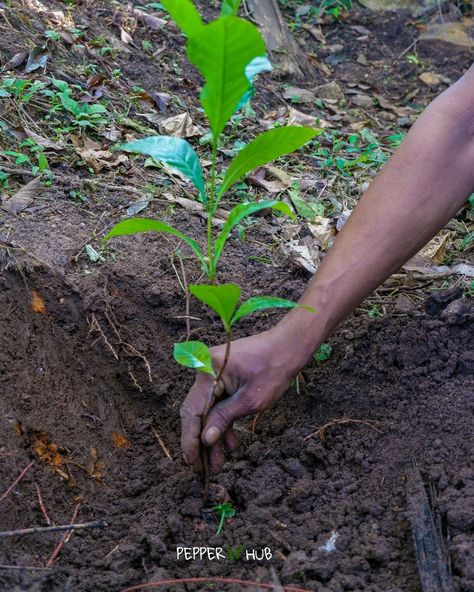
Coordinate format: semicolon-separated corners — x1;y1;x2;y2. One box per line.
103;0;317;501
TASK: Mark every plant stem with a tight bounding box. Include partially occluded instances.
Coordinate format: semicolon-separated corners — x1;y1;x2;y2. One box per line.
216;511;225;535
207;141;218;282
202;330;232;505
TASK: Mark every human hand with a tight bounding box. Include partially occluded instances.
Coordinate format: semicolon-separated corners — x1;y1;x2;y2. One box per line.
180;328;298;474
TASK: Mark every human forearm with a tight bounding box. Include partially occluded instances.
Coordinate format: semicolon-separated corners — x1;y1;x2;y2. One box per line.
276;72;474;373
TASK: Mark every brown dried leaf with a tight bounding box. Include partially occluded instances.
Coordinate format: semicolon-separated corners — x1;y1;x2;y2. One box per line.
24;128;64;150
120;27;135;45
32;289;47;314
283;86;316;104
159;113;202;138
131;6;166;30
3;177;42;214
3;51;29;71
418;231;452;265
419;72;442;87
77;148;128;173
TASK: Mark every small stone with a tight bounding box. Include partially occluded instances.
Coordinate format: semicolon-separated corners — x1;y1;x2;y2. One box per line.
448;498;474;531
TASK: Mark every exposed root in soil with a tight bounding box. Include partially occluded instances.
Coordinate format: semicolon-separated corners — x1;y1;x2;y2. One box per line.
304;417;383;442
121;577;315;592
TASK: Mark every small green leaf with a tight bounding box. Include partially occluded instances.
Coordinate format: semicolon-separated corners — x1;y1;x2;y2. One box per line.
121;136;206;200
160;0;203;37
289;189;325;220
231;296;314;326
214;201;294;267
219;126;320;197
221;0;241;16
313;343;332;363
103;218;208;274
236;55;272;111
174;341;215;375
187;16;265;141
189;283;241;331
59;93;80;116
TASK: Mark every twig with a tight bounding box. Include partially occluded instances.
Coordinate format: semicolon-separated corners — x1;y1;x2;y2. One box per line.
304;418;382;441
0;564;51;571
35;483;52;526
0;461;34;502
120;578;314;592
0;520;105;539
151;426;172;460
45;504;80;568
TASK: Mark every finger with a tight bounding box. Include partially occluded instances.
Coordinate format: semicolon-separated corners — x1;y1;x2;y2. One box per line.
208;439;225;475
202;389;252;447
180;373;214;472
224;427;238;453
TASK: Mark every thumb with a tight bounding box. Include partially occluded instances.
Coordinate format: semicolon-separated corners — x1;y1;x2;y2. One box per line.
202;389;248;447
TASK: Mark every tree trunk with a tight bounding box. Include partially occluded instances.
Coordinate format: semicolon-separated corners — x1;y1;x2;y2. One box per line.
245;0;318;81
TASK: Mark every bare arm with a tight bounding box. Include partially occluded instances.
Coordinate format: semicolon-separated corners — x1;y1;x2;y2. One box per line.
181;66;474;473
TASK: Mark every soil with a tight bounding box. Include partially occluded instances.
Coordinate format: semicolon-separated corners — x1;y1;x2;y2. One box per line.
1;1;473;591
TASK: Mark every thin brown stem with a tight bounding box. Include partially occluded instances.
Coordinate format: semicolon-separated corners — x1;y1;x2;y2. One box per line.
201;331;232;505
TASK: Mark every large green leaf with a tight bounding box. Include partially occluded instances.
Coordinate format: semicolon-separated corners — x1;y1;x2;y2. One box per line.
232;296;314;325
189;283;241;331
214;201;294;266
218;126;320;198
161;0;203;37
173;341;215;376
103;218;208;274
121;136;206;200
221;0;241;16
187;16;265;141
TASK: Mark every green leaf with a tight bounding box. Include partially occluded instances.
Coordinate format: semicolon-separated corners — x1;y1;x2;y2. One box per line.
232;296;314;326
289;189;325;220
187;16;265;141
103;218;208;274
160;0;203;37
219;126;320;197
121;136;206;199
313;343;332;363
236;55;272;111
59;93;80;116
174;341;215;376
214;201;294;267
189;283;241;331
221;0;241;16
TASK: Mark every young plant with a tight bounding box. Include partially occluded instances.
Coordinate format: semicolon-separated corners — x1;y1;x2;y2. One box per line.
212;502;236;535
103;0;317;501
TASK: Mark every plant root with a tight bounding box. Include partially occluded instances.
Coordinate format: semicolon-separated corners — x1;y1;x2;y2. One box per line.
304;418;382;442
151;426;172;460
120;577;315;592
0;520;105;539
35;483;52;526
45;503;80;568
0;460;34;502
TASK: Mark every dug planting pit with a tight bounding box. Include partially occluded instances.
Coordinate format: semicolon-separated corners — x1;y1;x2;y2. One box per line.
0;261;472;592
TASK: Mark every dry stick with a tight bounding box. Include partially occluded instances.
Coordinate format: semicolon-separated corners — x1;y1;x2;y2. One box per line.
151;426;172;460
35;483;52;526
0;461;34;502
304;418;382;442
0;521;105;539
0;564;51;571
178;253;191;339
120;578;313;592
45;504;80;568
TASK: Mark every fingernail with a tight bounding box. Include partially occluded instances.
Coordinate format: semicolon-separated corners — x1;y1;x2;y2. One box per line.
204;426;221;446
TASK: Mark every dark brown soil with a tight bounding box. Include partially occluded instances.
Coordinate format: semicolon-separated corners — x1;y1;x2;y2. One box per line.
1;1;474;591
0;250;473;592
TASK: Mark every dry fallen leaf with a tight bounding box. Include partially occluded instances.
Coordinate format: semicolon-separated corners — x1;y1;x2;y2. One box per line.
77;148;128;173
164;192;225;226
282;236;320;274
24;128;64;150
283;86;316;103
419;72;442;87
120;27;135;45
2;177;42;214
307;216;336;250
112;431;132;449
420;20;474;48
159;112;202;138
32;289;47;314
418;231;452;265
